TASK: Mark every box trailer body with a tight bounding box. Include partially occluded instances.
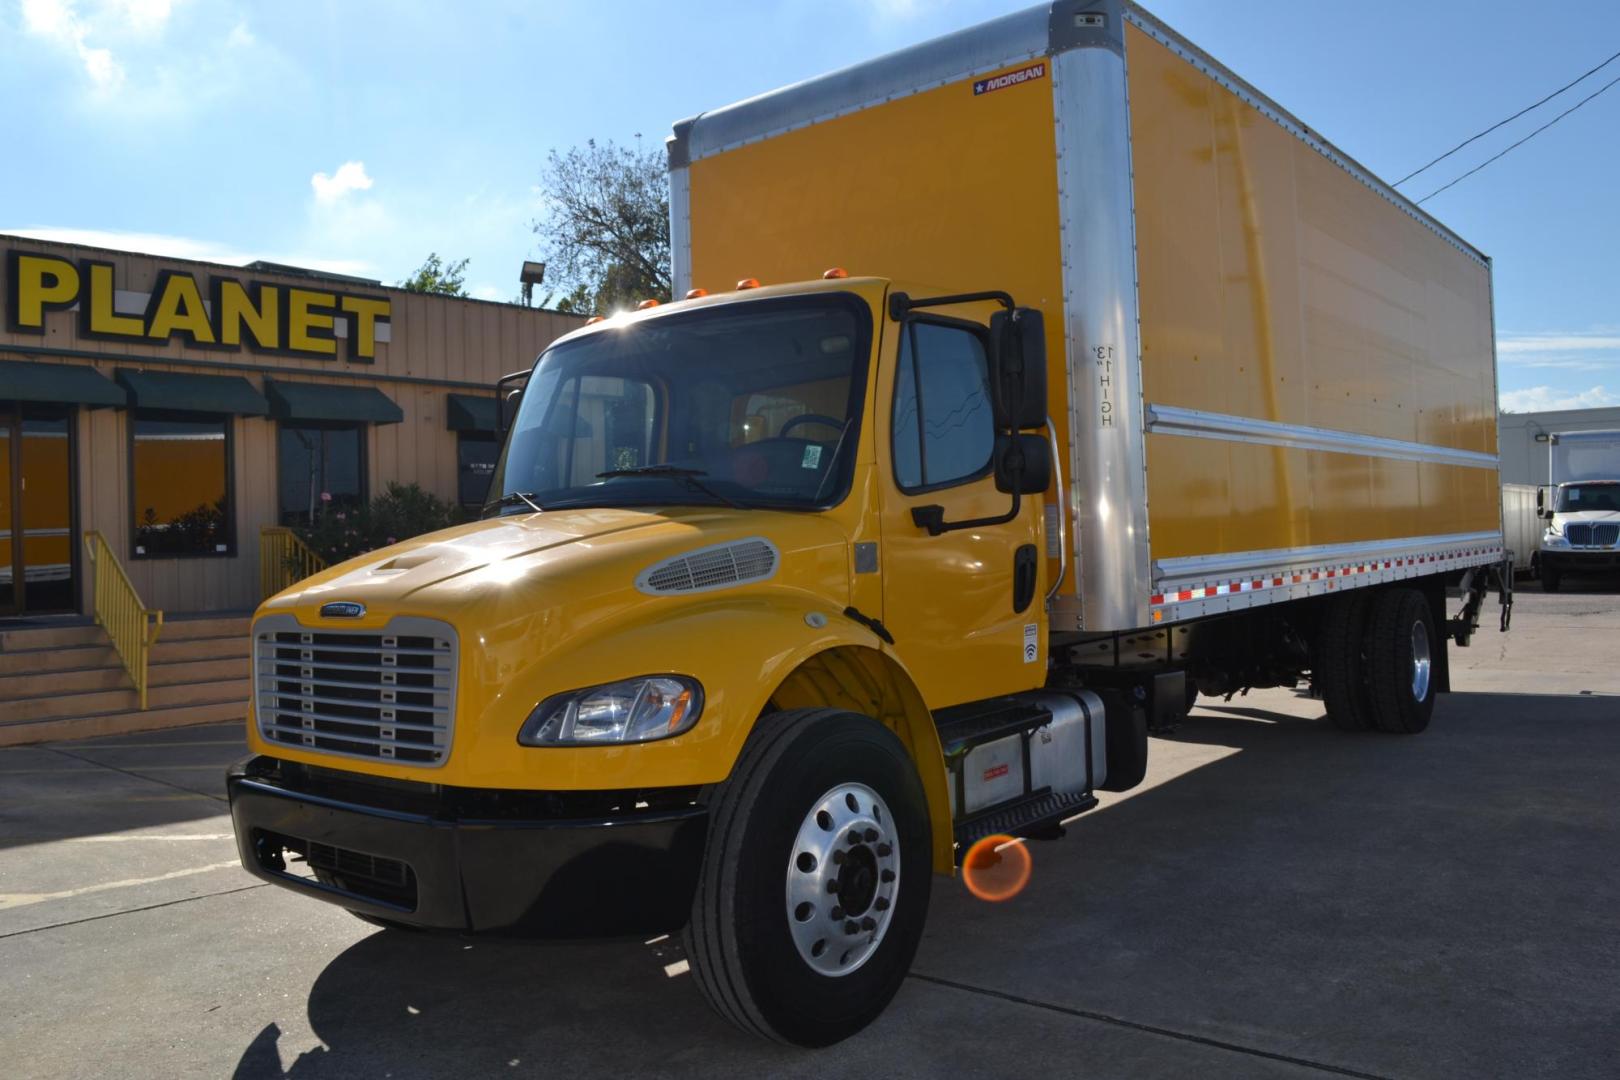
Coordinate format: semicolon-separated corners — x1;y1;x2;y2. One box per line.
1535;429;1620;586
670;0;1503;637
229;0;1513;1048
1502;484;1540;575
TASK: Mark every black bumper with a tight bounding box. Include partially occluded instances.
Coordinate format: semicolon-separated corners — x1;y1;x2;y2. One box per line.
227;756;707;938
1540;550;1620;572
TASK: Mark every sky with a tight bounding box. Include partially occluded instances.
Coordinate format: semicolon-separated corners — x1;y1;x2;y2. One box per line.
2;0;1617;412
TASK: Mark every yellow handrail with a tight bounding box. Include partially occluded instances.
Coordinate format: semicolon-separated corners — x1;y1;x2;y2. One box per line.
82;531;164;710
260;526;329;600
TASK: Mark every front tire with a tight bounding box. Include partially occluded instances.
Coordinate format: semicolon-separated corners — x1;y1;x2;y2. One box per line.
685;708;932;1047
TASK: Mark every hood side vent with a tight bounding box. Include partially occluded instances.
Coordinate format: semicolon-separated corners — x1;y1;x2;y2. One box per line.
637;537;780;595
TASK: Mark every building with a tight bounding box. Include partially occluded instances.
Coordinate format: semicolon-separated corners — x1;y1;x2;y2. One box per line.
1499;406;1620;485
0;234;583;621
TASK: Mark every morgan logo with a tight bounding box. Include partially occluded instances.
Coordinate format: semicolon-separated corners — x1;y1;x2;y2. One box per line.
320;601;366;619
973;62;1046;96
983;763;1010;782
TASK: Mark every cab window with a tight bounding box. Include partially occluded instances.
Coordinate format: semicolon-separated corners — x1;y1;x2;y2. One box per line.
892;320;994;491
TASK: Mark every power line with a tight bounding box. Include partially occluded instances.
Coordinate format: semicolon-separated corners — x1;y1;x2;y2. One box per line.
1394;46;1620;186
1416;70;1620;204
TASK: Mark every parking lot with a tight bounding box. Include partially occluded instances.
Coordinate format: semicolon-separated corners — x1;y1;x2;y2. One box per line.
2;583;1617;1080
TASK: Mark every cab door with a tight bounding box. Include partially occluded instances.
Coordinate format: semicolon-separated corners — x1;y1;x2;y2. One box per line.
875;312;1045;709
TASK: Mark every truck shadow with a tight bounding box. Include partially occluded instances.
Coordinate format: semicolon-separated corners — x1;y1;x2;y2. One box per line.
230;690;1620;1080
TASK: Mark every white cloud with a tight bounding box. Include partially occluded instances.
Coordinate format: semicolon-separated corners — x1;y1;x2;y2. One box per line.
1499;385;1620;413
471;285;504;302
2;225;376;277
1498;333;1620;355
22;0;126;91
311;161;375;204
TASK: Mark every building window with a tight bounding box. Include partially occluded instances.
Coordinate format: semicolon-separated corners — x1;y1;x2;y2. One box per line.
457;432;500;508
279;423;365;525
891;320;995;491
131;412;233;557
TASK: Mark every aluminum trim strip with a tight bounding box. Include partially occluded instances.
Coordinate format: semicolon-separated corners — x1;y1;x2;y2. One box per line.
1147;533;1506;626
669;164;692;297
1145;404;1499;469
1121;2;1487;267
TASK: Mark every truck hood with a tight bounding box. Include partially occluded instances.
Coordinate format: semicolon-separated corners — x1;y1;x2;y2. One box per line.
1553;509;1620;524
260;506;853;625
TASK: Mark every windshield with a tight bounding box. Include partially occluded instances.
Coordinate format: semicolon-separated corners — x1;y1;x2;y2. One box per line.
488;294;871;514
1556;484;1620;513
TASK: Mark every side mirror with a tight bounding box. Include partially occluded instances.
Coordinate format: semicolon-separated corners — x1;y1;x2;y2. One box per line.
995;433;1051;495
499;389;523;435
1536;486;1551;518
495;367;530;437
988;307;1047;429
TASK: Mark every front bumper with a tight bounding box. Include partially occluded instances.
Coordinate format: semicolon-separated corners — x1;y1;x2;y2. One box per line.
1540;549;1620;572
228;755;707;937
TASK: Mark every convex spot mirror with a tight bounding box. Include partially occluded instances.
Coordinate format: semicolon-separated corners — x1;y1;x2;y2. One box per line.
988;307;1047;430
994;433;1051;496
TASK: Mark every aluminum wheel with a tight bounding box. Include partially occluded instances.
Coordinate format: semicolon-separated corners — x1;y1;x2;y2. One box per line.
785;782;900;977
1410;617;1432;701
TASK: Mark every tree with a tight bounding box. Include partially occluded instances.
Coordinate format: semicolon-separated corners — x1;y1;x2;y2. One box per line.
400;253;470;296
533;137;671;315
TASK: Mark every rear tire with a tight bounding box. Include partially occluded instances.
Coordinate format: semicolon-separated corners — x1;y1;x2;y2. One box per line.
684;708;932;1046
1363;589;1438;735
1316;592;1374;731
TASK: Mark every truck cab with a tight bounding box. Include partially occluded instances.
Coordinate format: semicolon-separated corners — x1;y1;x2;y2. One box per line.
1535;430;1620;590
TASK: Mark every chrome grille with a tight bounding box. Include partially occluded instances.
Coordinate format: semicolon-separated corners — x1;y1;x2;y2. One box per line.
1566;523;1619;547
253;615;457;767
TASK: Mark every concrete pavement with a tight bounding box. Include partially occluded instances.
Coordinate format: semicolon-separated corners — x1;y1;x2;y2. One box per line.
1;583;1616;1079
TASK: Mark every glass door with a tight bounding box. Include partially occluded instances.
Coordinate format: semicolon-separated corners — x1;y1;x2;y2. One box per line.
0;404;77;615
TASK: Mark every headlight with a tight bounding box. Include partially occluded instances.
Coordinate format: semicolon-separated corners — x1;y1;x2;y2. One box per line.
518;676;703;746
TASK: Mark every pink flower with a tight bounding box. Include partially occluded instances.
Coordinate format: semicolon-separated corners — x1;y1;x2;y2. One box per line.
320;492;333;503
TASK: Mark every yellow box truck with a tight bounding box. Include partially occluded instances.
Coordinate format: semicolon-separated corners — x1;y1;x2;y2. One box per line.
229;0;1511;1046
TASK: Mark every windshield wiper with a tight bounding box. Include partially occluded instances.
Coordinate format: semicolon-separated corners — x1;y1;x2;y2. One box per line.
596;465;745;510
483;490;544;517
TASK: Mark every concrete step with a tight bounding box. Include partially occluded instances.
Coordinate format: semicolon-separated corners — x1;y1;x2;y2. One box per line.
150;635;248;664
0;665;129;699
0;622;106;652
0;641;120;676
149;656;251;687
0;698;249;747
0;676;250;724
160;615;251;642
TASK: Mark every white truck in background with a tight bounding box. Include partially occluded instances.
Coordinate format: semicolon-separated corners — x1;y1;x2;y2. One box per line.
1535;430;1620;590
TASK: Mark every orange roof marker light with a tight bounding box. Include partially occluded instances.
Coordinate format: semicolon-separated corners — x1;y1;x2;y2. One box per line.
736;278;761;290
685;288;709;300
585;315;605;325
636;299;660;310
822;267;848;279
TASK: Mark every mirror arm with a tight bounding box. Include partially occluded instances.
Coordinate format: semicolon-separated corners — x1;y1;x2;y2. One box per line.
912;491;1022;537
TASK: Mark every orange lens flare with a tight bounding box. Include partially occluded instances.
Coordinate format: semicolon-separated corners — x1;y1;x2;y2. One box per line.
961;834;1032;902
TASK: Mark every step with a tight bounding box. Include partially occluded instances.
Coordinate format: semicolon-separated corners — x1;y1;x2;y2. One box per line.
0;642;120;676
0;665;129;699
149;656;251;687
0;622;105;652
150;635;249;664
159;615;252;642
0;698;249;748
935;698;1053;756
0;676;249;724
953;789;1099;858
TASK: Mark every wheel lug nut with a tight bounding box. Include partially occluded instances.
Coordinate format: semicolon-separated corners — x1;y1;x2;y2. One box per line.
832;849;846;865
864;828;878;842
861;916;876;931
847;831;862;847
880;869;895;882
830;906;844;920
844;920;860;935
826;879;840;893
876;843;892;857
874;897;890;911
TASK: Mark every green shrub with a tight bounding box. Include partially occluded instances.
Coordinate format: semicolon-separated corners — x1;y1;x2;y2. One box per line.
295;482;464;565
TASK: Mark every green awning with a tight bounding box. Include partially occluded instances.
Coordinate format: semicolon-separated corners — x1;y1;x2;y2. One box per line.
116;368;269;416
0;358;125;408
265;378;403;424
446;393;498;432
